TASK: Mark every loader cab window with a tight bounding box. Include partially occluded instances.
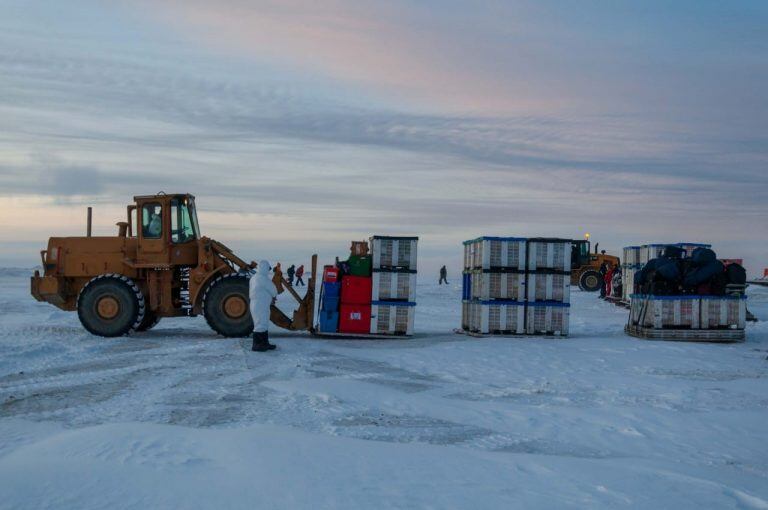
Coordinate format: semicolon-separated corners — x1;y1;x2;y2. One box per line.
572;242;590;268
142;203;163;239
170;197;198;243
129;208;137;237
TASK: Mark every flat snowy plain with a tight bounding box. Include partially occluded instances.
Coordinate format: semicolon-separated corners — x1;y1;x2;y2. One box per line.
1;267;767;509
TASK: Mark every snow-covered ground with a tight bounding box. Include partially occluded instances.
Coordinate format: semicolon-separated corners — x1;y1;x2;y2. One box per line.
2;267;768;509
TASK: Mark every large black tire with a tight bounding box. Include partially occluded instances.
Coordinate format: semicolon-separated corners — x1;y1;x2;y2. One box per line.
203;273;253;337
136;312;161;332
77;274;146;337
579;270;604;292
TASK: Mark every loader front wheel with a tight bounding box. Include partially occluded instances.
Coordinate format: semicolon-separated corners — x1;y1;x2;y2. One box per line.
77;274;146;337
136;311;161;332
203;274;253;337
579;270;603;292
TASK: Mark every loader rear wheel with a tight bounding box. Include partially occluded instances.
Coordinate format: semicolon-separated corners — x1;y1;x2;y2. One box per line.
77;274;145;337
579;270;603;292
136;312;161;332
203;274;253;337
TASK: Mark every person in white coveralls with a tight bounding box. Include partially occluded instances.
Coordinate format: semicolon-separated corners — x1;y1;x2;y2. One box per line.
249;260;278;352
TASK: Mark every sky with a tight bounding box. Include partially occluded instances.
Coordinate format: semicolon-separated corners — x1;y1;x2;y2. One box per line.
0;0;766;274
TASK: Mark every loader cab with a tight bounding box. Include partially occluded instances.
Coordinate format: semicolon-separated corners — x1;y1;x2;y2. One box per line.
132;193;200;266
571;240;592;269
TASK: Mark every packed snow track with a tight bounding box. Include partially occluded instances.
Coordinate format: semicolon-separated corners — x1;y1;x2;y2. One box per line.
1;267;768;509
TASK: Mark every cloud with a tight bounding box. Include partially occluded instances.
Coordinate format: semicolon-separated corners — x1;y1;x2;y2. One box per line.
0;2;766;272
134;0;768;124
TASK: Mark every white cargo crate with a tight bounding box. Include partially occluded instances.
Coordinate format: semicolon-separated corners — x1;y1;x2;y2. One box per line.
526;272;570;303
699;295;747;329
465;300;525;335
677;242;712;258
639;244;667;265
370;236;418;269
463;243;472;270
463;237;526;270
660;297;698;328
526;239;572;272
632;295;699;328
622;246;641;267
372;270;416;302
525;302;570;336
629;294;746;330
621;267;634;302
370;301;415;336
462;300;471;330
468;271;525;301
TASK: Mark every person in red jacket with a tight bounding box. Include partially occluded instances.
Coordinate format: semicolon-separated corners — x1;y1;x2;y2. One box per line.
604;262;615;297
295;264;305;286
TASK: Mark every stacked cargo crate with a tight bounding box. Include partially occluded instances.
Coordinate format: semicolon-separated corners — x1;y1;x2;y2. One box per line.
462;237;527;335
369;236;418;336
525;238;572;336
627;294;746;342
318;265;341;333
338;245;374;334
461;237;571;336
621;246;641;303
316;242;373;335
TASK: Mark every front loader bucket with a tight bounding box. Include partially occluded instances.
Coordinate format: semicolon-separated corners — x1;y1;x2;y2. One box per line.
269;254;316;331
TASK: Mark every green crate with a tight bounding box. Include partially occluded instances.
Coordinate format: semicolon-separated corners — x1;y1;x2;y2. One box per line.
347;255;372;277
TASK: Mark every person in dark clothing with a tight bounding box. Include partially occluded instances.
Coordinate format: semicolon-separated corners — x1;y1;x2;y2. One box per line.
286;264;295;286
439;265;448;285
598;261;608;298
295;265;305;286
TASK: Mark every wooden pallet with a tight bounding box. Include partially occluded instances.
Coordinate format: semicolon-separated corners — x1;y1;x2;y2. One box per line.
625;324;744;343
312;330;410;340
605;296;630;308
453;328;566;339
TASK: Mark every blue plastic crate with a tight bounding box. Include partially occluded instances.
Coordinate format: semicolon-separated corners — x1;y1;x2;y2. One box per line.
322;282;341;298
462;272;472;300
321;296;340;312
319;310;339;333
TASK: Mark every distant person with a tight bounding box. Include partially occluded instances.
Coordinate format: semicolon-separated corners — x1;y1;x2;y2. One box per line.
249;260;277;352
439;265;448;285
295;264;305;286
286;264;295;286
598;260;608;298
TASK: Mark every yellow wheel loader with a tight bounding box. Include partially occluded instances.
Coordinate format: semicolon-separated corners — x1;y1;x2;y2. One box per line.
30;192;315;337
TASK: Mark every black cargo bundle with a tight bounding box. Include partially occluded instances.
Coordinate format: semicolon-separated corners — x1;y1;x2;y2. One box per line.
634;246;745;296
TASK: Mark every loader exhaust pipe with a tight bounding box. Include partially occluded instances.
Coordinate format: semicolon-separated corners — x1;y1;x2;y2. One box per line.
87;207;92;237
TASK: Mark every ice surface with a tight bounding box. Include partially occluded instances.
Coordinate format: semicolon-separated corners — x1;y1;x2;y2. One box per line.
1;268;768;509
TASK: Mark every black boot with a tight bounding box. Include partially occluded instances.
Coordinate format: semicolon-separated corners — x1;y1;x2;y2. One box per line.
251;331;276;352
264;331;277;350
252;332;269;352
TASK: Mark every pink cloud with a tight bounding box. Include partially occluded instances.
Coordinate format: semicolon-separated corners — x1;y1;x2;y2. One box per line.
136;0;541;113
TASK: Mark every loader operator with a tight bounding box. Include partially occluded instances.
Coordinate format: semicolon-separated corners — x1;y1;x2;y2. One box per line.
249;260;278;352
145;209;162;238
